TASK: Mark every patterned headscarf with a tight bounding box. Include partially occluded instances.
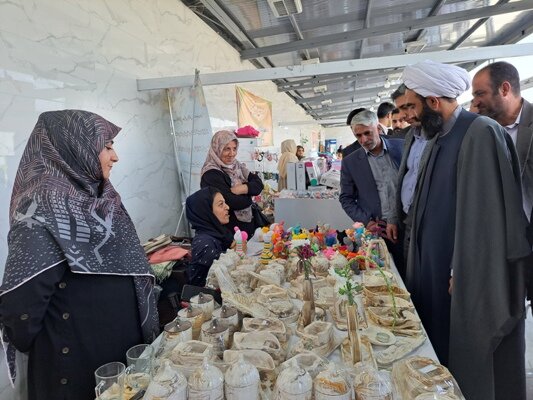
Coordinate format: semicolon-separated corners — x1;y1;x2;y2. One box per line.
201;130;252;223
1;110;159;382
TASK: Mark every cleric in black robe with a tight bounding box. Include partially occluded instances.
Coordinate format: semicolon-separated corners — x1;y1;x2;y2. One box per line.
402;61;531;400
0;110;159;400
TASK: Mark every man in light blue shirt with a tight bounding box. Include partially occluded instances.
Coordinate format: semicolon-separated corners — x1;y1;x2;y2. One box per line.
391;84;437;270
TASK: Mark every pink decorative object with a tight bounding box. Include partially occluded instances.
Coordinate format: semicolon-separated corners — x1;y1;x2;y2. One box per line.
234;227;248;258
235;125;260;138
322;248;336;260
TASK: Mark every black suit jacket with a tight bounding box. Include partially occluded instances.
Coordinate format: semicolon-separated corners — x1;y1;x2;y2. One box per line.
341;141;361;158
339;137;404;223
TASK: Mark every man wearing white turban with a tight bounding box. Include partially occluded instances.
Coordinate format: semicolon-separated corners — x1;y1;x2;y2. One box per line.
402;60;530;400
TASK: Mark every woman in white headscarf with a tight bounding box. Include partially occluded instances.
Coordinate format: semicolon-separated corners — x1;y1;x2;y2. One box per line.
277;139;299;191
200;130;264;237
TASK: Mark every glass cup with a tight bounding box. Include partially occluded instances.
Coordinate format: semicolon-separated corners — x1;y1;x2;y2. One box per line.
125;344;154;394
94;361;125;400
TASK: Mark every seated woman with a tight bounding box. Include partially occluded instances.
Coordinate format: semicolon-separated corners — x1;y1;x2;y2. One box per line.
277;139;299;191
186;187;234;287
200;130;264;237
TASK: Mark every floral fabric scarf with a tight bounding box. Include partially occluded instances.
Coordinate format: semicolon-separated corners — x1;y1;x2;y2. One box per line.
1;110;159;383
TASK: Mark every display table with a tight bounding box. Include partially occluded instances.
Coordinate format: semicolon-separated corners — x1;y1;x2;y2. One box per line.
274;198;352;230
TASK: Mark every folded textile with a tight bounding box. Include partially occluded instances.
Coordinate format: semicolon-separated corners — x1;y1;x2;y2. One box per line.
150;261;176;282
148;245;189;264
143;234;172;254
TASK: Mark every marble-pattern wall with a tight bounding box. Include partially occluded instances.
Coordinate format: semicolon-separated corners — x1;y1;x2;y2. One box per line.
0;0;322;281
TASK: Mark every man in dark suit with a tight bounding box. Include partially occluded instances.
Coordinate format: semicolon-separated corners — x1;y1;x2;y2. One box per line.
472;61;533;314
390;107;409;138
339;109;404;268
341;108;365;158
472;61;533;221
377;102;395;135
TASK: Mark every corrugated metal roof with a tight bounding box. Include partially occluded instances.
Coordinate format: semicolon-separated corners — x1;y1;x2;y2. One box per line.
182;0;533;125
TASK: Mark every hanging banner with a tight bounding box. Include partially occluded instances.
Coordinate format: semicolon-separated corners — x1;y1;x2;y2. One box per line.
236;86;273;146
169;71;213;199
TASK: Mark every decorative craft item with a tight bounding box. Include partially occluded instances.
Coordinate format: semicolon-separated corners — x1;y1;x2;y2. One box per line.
364;238;391;270
158;318;193;357
170;341;214;367
314;364;351;400
201;318;230;358
224;353;260;400
346;302;362;365
366;307;422;336
299;275;316;328
233;331;284;364
353;363;393;400
143;360;187;400
280;352;329;379
190;292;215;320
375;335;426;366
340;336;375;368
177;305;205;340
391;357;465;400
235;125;260;138
188;357;224;400
274;359;313;400
260;232;274;265
362;325;396;346
242;317;288;343
233;227;248;258
296;244;316;328
213;305;240;336
265;299;298;324
221;291;273;319
299;321;333;346
223;350;276;383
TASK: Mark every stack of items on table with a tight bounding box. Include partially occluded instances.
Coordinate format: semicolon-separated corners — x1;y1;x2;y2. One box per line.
277;188;340;199
142;234;191;326
95;221;467;400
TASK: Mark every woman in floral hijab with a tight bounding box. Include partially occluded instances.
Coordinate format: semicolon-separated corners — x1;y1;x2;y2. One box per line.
200;130;264;237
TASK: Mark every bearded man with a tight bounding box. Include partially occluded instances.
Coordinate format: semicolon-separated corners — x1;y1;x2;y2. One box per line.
402;60;530;400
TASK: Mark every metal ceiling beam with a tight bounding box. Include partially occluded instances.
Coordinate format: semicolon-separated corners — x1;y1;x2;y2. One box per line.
137;43;533;91
239;0;533;60
277;69;399;90
409;0;447;43
448;0;510;51
278;75;356;92
296;86;393;105
247;0;456;39
357;0;373;59
278;72;352;88
308;103;369;113
279;119;345;126
288;14;310;60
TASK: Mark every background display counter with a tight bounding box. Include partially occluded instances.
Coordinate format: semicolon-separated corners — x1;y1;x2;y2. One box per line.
274;198;352;230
